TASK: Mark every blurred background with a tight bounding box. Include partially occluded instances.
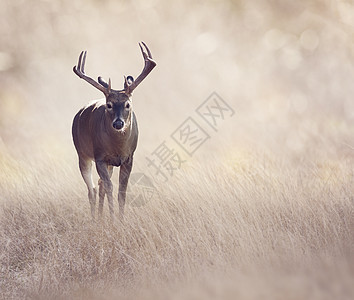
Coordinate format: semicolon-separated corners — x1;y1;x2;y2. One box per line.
1;1;354;298
0;0;353;182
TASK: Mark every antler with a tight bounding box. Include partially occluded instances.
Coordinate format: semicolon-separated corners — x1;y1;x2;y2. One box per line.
73;51;111;95
125;42;156;94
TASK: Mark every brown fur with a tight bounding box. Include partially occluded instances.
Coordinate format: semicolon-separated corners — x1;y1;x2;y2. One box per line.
71;43;156;220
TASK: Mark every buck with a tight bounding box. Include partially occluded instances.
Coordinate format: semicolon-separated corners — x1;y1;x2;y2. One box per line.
72;42;156;220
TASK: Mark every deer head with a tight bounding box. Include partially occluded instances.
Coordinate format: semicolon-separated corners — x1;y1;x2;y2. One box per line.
73;42;156;131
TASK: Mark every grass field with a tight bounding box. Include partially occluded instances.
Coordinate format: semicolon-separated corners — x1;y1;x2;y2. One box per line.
1;149;353;299
0;0;353;299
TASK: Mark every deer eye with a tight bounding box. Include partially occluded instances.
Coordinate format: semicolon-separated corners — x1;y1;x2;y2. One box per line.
125;102;131;110
106;102;113;110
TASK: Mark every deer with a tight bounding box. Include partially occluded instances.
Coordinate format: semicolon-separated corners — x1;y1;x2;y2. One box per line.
72;42;156;220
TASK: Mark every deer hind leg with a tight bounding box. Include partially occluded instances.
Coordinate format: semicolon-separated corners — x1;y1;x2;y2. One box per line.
118;157;133;220
79;158;97;219
96;161;114;220
98;165;113;218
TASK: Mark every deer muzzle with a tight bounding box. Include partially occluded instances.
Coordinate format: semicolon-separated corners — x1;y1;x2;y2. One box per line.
113;119;125;130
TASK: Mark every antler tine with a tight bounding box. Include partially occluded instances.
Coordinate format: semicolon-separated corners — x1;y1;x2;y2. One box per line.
81;51;87;73
141;41;152;58
74;51;83;75
73;51;108;95
126;42;156;94
138;43;147;60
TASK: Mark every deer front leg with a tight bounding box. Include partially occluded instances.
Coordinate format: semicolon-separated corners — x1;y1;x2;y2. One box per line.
98;165;113;218
79;158;96;220
118;157;133;220
96;160;114;220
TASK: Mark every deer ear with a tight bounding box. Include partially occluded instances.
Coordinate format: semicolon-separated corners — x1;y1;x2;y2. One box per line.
124;75;134;90
127;76;134;83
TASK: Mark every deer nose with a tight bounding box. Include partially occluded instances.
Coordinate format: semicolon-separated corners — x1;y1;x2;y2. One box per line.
113;120;124;130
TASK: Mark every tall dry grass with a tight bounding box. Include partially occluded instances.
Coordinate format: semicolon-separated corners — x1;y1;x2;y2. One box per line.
0;0;354;299
0;150;353;299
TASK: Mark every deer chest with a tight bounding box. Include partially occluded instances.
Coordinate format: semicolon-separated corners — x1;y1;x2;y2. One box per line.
105;154;130;167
